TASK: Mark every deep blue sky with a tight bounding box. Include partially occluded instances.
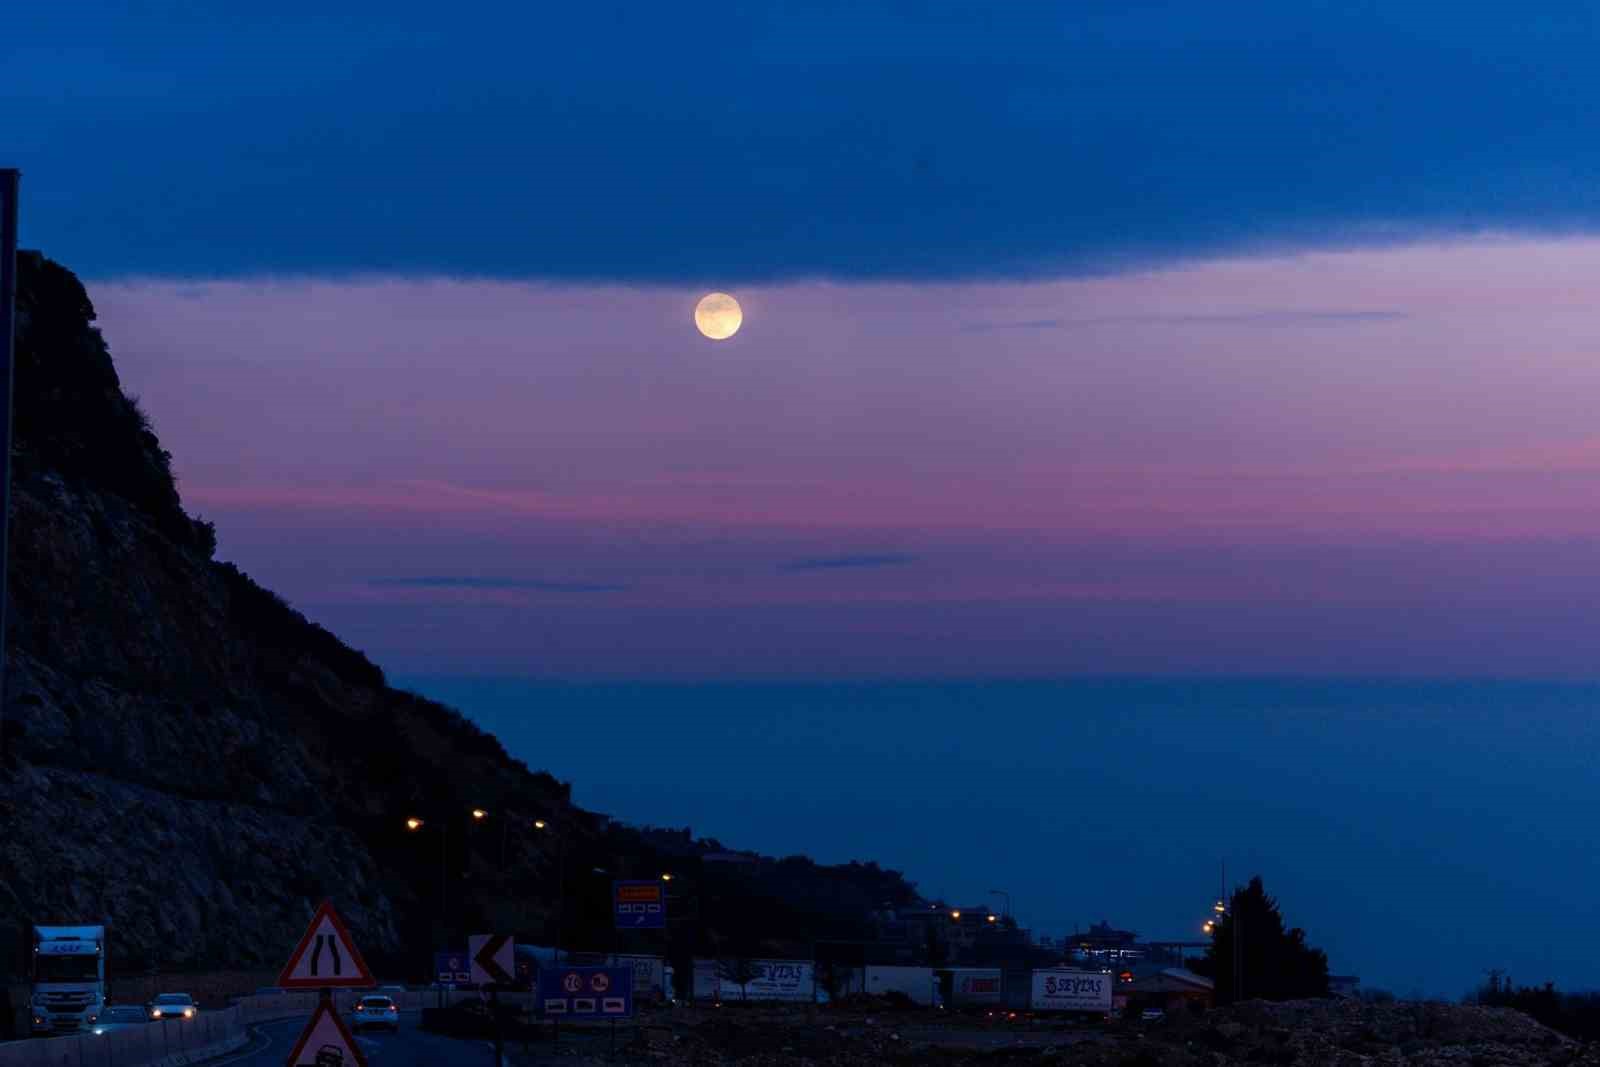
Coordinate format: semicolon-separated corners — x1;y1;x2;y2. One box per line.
9;3;1600;280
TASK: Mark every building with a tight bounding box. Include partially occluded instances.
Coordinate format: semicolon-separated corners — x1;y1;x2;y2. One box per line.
1122;969;1215;1014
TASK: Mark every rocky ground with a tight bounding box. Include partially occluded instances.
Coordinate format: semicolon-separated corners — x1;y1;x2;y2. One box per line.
522;999;1600;1066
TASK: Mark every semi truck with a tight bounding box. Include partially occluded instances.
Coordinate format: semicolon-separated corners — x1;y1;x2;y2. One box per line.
30;925;107;1035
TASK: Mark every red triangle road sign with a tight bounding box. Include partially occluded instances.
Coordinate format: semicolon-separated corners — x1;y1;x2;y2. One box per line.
282;998;368;1067
277;900;376;989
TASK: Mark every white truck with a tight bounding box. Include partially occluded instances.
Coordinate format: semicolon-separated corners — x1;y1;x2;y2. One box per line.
30;925;108;1035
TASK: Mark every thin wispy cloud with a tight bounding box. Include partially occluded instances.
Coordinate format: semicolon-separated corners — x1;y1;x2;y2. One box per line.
961;309;1407;332
372;576;628;593
781;554;918;573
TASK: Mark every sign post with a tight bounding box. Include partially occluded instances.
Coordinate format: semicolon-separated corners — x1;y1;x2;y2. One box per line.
277;901;376;1067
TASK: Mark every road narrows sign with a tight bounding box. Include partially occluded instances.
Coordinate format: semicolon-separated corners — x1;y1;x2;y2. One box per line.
283;998;368;1067
469;932;514;985
278;900;376;989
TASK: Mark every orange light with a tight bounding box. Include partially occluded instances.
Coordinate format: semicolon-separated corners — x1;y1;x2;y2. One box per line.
471;809;488;820
951;910;961;920
661;873;673;882
534;820;547;829
986;915;997;923
405;817;424;831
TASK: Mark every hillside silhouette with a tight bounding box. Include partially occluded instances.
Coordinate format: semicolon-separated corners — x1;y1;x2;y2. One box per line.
0;252;920;981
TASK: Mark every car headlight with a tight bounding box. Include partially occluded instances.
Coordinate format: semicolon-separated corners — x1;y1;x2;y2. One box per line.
183;1008;195;1018
91;1027;106;1036
150;1009;161;1018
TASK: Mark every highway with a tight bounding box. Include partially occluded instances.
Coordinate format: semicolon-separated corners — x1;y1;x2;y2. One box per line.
208;1011;515;1067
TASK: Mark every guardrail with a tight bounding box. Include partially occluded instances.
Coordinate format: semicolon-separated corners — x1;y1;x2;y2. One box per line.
0;989;543;1067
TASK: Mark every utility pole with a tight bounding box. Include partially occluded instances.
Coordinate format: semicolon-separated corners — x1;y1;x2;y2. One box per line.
0;169;19;762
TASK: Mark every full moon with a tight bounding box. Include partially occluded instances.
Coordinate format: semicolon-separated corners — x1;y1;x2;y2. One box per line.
694;292;743;340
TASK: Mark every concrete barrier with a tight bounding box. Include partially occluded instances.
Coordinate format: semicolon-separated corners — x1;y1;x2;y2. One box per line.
0;1006;250;1067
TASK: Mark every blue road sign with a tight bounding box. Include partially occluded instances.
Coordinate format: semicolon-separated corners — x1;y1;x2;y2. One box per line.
613;880;666;930
434;950;471;985
539;966;633;1019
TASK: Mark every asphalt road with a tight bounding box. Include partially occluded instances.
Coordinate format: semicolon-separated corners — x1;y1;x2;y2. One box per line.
206;1011;515;1067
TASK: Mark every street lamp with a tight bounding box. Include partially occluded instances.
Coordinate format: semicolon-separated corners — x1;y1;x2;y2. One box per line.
471;808;488;821
404;816;448;917
661;873;673;882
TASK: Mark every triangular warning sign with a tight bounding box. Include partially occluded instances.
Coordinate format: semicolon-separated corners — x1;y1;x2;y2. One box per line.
283;999;369;1067
277;900;376;989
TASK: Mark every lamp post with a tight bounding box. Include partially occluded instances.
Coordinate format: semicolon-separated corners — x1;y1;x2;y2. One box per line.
0;169;19;760
535;815;571;962
405;817;448;920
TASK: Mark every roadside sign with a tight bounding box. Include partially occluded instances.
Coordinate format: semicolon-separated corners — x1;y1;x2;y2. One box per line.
469;933;514;985
277;900;376;989
283;998;367;1067
434;951;471;985
539;966;633;1019
612;880;666;929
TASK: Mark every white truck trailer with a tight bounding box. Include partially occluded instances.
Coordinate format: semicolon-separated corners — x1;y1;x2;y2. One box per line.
1029;968;1113;1014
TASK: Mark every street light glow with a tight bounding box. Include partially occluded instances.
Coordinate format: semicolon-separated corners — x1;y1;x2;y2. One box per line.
534;820;547;829
661;873;673;881
951;910;961;920
986;915;997;923
405;817;423;831
471;808;488;820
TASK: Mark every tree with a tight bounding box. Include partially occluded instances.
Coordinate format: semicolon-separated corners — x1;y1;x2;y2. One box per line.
1196;876;1329;1003
718;956;759;1002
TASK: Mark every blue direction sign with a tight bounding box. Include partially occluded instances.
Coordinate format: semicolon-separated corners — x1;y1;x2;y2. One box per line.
434;950;471;985
540;966;633;1019
613;880;666;930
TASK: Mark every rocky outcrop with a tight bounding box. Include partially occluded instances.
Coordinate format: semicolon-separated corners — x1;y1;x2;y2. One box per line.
0;252;567;973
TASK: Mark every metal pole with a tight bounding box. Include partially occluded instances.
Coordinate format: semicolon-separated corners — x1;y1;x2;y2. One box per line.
0;169;19;761
555;821;568;963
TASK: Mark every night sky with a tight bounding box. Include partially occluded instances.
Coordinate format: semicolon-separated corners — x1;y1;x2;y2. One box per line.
11;3;1600;995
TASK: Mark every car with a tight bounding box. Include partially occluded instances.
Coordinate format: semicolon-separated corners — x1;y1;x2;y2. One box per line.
91;1005;153;1035
350;994;399;1032
148;993;198;1020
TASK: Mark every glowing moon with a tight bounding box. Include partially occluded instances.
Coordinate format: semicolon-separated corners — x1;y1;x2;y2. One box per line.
694;292;742;340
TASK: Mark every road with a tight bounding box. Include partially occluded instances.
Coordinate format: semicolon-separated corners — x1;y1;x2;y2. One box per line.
206;1011;517;1067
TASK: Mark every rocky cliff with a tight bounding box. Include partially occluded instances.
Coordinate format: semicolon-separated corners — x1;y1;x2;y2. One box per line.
0;253;919;982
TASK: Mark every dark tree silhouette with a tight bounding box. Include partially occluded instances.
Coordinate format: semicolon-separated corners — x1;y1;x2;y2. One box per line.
1194;876;1329;1002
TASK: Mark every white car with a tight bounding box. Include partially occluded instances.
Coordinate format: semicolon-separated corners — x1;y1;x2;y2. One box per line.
351;994;399;1032
149;993;197;1020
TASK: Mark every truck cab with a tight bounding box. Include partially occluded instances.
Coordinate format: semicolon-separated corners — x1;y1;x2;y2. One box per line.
30;925;106;1035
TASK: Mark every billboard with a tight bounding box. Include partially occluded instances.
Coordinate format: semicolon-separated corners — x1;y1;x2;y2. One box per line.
1030;969;1114;1012
718;960;814;1002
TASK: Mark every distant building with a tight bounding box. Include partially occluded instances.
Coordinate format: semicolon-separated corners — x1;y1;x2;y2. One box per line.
1123;969;1215;1014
